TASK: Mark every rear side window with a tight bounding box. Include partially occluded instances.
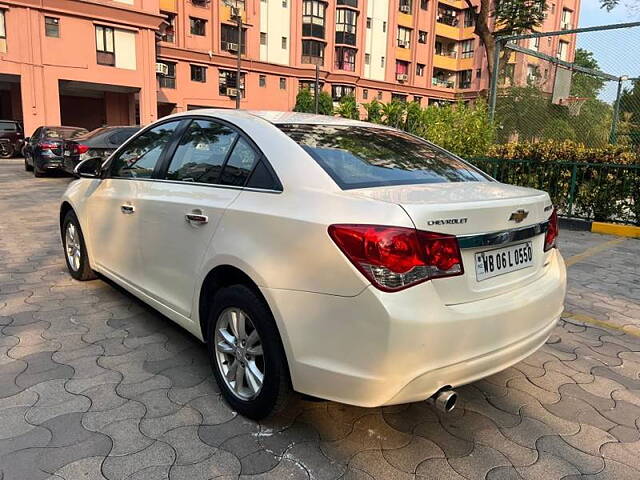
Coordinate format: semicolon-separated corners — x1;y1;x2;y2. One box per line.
220;137;259;186
110;121;180;179
166;119;238;184
109;129;139;146
277;124;488;189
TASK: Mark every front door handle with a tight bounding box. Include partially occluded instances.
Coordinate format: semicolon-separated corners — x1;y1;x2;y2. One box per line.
121;204;135;214
185;213;208;225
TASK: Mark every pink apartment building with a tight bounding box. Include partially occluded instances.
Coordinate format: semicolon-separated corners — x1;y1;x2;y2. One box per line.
0;0;579;136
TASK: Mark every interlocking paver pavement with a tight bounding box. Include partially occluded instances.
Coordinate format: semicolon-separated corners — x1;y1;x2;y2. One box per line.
1;158;639;479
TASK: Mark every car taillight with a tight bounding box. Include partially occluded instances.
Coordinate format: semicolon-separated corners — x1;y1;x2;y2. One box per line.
328;224;464;292
38;142;57;150
544;208;559;251
75;144;90;154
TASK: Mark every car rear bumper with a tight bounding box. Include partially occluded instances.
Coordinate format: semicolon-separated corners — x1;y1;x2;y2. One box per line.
262;249;566;407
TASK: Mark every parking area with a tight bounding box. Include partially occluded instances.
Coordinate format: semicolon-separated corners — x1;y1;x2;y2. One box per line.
1;158;639;480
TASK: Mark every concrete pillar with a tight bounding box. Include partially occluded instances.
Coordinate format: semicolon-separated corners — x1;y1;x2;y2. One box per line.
138;29;158;126
20;65;61;135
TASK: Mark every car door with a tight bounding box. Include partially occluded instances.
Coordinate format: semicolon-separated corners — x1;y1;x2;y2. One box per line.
84;120;183;288
136;117;260;318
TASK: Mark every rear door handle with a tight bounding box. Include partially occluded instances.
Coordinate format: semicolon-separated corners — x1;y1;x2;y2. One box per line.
185;213;208;225
121;204;135;214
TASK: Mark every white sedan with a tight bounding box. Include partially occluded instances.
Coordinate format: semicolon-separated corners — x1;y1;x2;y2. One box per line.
60;110;566;419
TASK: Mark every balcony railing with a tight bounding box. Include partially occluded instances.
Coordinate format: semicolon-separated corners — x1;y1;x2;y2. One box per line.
432;78;455;88
436;15;458;27
435;50;457;58
159;76;176;89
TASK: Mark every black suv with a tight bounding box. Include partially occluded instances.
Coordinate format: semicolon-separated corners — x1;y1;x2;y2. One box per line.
0;120;25;158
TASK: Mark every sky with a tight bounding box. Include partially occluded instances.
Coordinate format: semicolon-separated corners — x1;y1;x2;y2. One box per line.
577;0;640;101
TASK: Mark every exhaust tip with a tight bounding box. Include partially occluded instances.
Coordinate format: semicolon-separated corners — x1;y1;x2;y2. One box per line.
433;389;458;413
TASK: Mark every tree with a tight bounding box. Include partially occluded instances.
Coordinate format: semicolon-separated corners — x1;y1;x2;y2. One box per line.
293;88;314;113
464;0;547;78
570;49;606;99
363;99;383;123
619;79;640;149
317;91;334;116
335;95;359;119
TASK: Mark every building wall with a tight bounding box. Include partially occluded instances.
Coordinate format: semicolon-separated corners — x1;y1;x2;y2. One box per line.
364;0;389;81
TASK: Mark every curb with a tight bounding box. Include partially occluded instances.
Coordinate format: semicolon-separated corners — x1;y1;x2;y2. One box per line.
560;217;640;238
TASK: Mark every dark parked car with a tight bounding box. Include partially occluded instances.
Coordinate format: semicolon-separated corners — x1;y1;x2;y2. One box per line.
0;120;25;158
62;126;140;174
24;126;88;176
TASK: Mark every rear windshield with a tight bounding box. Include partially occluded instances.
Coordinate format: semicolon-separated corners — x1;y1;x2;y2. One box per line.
44;127;88;140
0;121;18;132
277;124;488;189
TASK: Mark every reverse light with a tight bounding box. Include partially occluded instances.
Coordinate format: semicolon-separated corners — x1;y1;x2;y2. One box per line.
328;224;464;292
544;208;558;251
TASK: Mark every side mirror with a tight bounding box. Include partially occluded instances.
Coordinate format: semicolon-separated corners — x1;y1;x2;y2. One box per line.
74;157;104;179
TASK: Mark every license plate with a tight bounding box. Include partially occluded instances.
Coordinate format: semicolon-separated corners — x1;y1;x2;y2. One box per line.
64;150;70;156
475;242;533;281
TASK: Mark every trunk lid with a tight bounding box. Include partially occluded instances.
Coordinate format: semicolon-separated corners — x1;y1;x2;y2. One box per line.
346;182;553;304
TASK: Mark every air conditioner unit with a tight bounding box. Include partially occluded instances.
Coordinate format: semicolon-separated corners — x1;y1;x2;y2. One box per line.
226;87;239;97
396;73;408;81
156;63;169;76
400;5;410;13
226;42;239;52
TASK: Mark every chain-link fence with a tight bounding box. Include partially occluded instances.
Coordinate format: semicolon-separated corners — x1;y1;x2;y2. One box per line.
488;22;640;150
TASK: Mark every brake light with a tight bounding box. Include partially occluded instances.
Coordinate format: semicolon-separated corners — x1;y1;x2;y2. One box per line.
544;208;558;251
328;224;464;292
38;142;58;150
74;144;90;155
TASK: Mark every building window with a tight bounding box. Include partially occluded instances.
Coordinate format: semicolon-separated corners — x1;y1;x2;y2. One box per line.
561;8;572;30
381;56;385;67
364;53;370;64
159;61;176;88
416;63;425;76
335;46;356;71
0;11;6;52
280;77;286;89
551;3;556;13
259;75;266;87
418;30;427;44
337;0;358;6
366;17;371;29
557;40;569;61
363;89;368;99
399;0;412;13
382;21;386;32
45;17;60;38
476;68;482;78
527;64;540;83
414;95;422;104
190;64;206;82
460;39;474;58
529;36;540;51
331;84;355;101
190;17;206;36
192;0;209;6
302;0;326;39
437;6;458;26
299;79;325;91
281;36;287;49
391;93;407;102
459;69;472;89
219;69;245;97
95;25;115;66
282;0;287;7
395;60;409;80
377;91;383;100
221;24;247;53
335;8;357;45
420;0;428;10
464;9;475;28
161;12;176;42
397;26;411;48
260;32;267;45
302;39;325;65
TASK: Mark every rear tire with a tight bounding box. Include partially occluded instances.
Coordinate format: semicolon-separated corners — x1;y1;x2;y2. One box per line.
61;210;97;281
24;157;33;171
206;284;291;420
0;144;13;159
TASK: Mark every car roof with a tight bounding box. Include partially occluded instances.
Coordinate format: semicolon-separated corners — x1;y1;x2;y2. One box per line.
163;109;393;130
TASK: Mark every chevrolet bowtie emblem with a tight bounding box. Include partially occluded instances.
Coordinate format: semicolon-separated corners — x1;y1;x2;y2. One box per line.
509;209;529;223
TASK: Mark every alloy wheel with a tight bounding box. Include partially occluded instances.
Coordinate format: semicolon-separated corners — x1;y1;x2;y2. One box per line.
65;222;81;272
214;307;265;400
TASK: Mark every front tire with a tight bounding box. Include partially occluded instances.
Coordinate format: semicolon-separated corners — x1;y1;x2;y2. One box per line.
207;285;291;420
24;156;33;171
62;210;97;281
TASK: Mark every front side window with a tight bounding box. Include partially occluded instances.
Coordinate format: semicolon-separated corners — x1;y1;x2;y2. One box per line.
110;121;180;178
96;25;115;66
166;120;237;184
278;124;488;189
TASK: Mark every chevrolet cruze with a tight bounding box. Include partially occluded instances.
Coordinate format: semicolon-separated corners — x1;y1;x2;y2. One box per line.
59;110;566;419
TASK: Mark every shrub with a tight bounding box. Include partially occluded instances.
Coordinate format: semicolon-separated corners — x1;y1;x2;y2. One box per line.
335;95;359;120
293;88;334;116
